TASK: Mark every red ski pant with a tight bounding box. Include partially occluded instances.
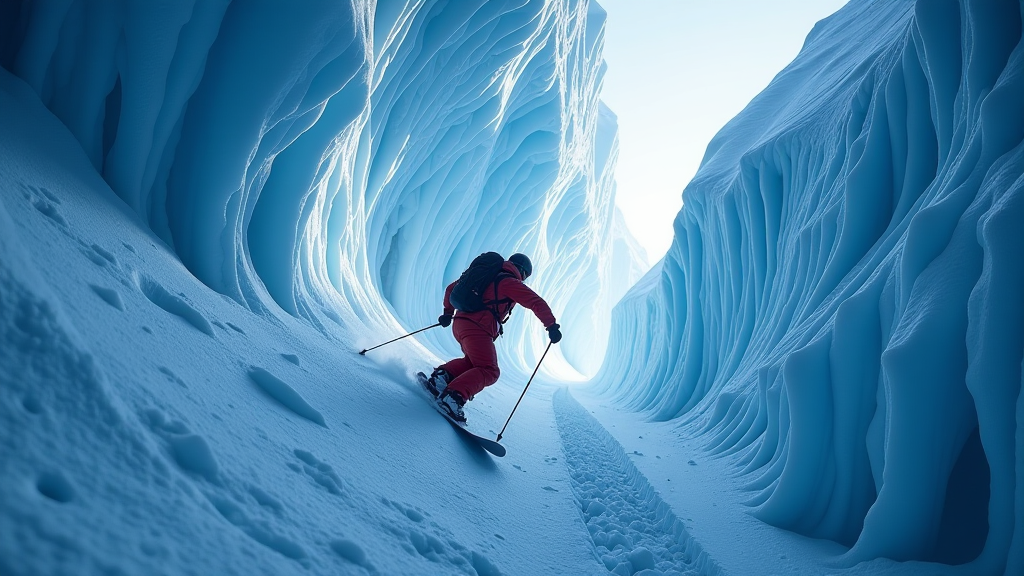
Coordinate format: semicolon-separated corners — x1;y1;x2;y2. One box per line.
438;320;500;400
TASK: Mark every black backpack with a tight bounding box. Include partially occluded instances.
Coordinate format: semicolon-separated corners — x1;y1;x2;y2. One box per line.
449;252;510;313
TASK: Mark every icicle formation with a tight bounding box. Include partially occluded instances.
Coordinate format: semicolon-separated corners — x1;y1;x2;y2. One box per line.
596;0;1023;572
0;0;645;375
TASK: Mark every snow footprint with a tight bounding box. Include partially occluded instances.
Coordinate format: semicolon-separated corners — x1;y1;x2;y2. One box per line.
383;498;427;523
248;367;325;427
553;389;720;576
25;185;67;228
157;366;187;388
136;275;214;336
85;243;118;268
208;495;308;565
141;411;307;565
141;409;219;484
292;449;346;496
381;499;502;576
36;471;76;503
22;395;43;415
248;486;283;514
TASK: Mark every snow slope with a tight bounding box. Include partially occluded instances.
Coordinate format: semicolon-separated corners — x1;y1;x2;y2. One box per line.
595;0;1024;574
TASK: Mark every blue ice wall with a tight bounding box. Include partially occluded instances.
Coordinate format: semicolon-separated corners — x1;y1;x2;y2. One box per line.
0;0;646;375
596;0;1023;572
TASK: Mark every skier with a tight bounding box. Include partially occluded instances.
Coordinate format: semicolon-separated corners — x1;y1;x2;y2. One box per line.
425;253;561;422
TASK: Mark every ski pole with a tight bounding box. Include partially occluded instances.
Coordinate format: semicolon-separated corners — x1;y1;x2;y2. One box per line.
358;323;441;355
496;341;552;442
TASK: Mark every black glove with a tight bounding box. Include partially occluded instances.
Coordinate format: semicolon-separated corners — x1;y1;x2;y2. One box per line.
438;314;453;328
547;323;562;344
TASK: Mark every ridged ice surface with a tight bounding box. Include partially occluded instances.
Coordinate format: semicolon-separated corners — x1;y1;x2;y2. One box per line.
0;0;646;375
596;0;1023;572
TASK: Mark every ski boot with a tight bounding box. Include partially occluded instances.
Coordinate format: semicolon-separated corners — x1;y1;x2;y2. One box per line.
425;368;452;398
438;390;467;423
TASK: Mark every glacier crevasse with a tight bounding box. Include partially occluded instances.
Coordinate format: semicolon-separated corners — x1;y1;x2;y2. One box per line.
3;0;1023;572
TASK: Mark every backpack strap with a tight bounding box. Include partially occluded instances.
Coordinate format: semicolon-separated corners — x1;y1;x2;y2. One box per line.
483;272;516;336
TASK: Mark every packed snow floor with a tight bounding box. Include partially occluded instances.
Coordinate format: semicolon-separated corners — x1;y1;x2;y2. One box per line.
0;68;966;576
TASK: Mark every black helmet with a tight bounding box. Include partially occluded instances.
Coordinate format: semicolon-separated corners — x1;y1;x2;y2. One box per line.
509;253;533;279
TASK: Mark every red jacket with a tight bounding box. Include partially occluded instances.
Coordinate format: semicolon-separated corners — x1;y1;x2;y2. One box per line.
443;261;557;340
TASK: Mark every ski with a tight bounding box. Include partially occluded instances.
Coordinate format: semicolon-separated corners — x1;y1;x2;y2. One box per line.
416;372;506;457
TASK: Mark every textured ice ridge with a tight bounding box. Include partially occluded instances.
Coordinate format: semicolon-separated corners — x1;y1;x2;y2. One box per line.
596;0;1023;572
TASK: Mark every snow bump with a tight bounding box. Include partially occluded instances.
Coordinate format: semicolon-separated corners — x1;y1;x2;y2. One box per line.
330;538;373;570
209;495;308;565
248;367;326;427
167;434;219;484
141;409;220;484
89;284;124;311
136;275;214;337
293;449;345;496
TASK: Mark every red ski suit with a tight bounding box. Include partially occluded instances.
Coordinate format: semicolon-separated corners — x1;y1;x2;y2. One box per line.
439;261;557;400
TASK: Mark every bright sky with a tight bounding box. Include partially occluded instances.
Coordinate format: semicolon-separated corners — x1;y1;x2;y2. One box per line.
600;0;849;263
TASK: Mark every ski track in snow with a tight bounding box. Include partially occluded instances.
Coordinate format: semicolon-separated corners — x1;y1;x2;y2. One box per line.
554;389;721;576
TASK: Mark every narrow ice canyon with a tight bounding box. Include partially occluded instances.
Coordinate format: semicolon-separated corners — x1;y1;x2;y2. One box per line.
0;1;1021;575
